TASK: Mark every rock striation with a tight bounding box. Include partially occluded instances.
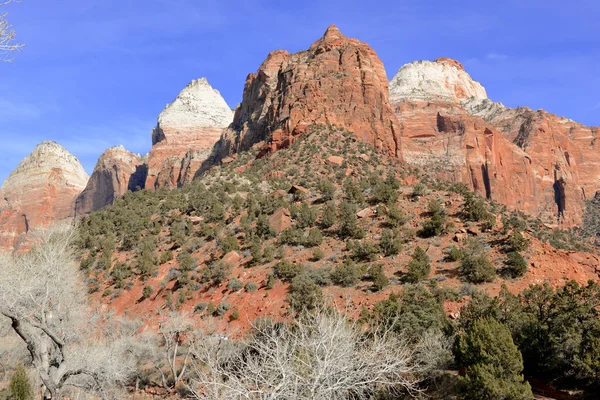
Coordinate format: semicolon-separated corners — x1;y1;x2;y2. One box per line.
210;25;401;163
391;58;600;225
0;142;89;251
146;78;233;189
75;146;147;215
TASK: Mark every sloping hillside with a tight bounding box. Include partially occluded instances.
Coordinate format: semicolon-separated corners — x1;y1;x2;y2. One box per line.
77;125;600;333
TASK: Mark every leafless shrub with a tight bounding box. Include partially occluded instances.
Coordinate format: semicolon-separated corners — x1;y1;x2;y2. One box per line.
189;309;436;399
142;312;196;393
0;226;140;399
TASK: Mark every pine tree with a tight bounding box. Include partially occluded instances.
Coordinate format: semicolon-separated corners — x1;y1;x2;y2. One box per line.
9;364;32;400
459;253;496;284
457;318;533;400
405;246;431;283
503;251;528;278
320;202;336;229
368;264;389;291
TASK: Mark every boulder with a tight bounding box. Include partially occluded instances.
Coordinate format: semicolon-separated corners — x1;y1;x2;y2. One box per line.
268;208;292;234
356;208;375;219
222;251;242;266
326;155;344;167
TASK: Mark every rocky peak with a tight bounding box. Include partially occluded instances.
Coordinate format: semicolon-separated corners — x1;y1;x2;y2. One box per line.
146;78;233;190
391;56;600;226
2;141;89;191
433;57;465;71
210;25;402;162
97;145;145;166
322;24;343;40
152;78;233;145
76;146;147;215
389;59;488;103
310;24;348;49
0;142;89;251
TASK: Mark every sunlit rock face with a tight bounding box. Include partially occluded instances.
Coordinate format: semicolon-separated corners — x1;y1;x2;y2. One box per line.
210;25;402;164
145;78;234;189
466;100;600;225
389;58;488;103
391;58;600;226
0;141;89;251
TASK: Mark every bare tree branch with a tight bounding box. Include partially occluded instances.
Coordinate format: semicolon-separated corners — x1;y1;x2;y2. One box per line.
0;226;141;399
188;309;433;400
0;0;25;62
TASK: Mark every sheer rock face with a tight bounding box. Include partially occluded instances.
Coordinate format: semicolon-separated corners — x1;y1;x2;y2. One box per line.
211;25;401;163
145;78;233;189
392;59;600;225
75;146;147;215
0;208;28;252
465;98;600;225
389;58;487;103
395;100;541;216
0;142;89;251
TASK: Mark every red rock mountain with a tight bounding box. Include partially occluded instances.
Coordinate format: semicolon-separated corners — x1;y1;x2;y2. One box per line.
391;58;600;226
211;25;401;162
0;142;89;251
75;146;147;215
146;78;233;190
464;99;600;225
2;31;600;253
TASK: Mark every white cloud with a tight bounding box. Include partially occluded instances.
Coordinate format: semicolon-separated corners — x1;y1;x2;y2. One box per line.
486;52;509;61
0;98;59;120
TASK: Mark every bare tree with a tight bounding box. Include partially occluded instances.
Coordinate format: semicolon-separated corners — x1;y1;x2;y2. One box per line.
0;0;25;61
144;312;196;393
0;227;139;399
189;310;429;400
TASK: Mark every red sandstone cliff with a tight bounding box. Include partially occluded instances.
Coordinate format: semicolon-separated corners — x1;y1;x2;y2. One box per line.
391;58;600;226
0;142;89;251
211;25;401;162
465;99;600;225
145;78;233;190
75;146;147;215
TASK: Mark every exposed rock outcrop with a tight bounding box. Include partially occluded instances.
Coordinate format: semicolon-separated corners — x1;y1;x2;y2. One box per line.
211;25;401;163
465;99;600;225
146;78;233;189
390;58;487;103
391;58;600;225
0;207;28;252
0;142;89;251
395;100;539;214
75;146;147;215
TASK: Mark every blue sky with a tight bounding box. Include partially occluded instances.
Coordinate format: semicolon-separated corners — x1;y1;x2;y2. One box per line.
0;0;598;184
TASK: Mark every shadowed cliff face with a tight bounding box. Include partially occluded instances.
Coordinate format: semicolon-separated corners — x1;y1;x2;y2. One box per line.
75;146;147;216
209;25;402;165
